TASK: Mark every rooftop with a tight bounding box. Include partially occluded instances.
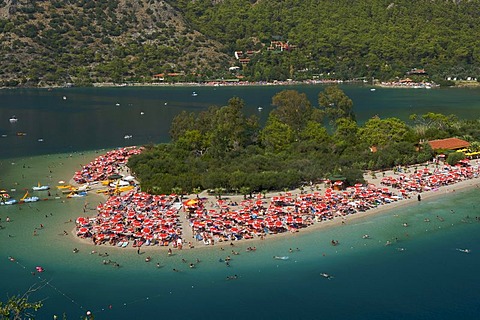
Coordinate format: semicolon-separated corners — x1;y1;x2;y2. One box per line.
428;138;470;150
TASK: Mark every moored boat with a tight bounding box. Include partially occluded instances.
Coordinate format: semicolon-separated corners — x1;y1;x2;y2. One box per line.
1;198;17;205
32;182;50;191
20;191;39;203
9;116;18;123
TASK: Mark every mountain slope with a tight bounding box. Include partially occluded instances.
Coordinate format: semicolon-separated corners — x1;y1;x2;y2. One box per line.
0;0;231;86
1;0;479;86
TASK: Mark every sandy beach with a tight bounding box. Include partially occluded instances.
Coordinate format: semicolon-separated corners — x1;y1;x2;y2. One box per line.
67;151;480;252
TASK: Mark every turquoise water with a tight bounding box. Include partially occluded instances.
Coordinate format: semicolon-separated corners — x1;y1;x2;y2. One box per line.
1;152;480;319
1;86;480;319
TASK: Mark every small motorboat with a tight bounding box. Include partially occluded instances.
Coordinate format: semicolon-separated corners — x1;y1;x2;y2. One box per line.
258;106;263;111
0;198;17;205
9;116;18;123
362;234;370;239
320;273;333;279
370;88;376;92
192;91;198;97
273;256;289;260
124;135;133;139
456;248;471;253
33;183;50;191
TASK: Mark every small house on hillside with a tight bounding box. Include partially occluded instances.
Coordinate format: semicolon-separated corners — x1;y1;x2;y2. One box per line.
427;138;470;152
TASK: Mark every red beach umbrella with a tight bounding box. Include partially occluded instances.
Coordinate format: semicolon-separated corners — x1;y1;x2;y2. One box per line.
78;227;88;234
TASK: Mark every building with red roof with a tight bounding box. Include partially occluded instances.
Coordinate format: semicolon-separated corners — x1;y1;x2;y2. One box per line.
427;138;470;151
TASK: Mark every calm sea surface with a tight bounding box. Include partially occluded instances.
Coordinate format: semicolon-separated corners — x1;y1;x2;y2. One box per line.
1;85;480;159
1;86;480;319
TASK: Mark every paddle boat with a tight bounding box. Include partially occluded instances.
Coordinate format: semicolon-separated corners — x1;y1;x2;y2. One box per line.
67;191;87;198
1;189;11;199
32;182;50;191
9;116;18;123
20;191;39;203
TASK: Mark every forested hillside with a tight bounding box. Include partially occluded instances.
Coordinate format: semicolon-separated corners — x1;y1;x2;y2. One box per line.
1;0;479;87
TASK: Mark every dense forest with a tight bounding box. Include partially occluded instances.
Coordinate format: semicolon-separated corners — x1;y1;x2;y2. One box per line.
128;86;480;195
1;0;479;86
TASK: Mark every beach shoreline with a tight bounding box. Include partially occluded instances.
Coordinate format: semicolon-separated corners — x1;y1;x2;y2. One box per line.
67;153;480;253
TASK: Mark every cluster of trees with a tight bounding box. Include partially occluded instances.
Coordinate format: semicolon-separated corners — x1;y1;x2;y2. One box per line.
1;0;480;86
128;86;480;195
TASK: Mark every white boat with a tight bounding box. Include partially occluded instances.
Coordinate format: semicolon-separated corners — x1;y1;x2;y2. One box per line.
32;183;50;191
76;184;91;192
0;198;17;205
370;88;376;92
192;92;198;96
124;135;133;139
456;248;471;253
362;234;370;239
273;256;289;260
9;116;18;123
67;191;87;198
23;196;39;203
258;106;263;111
320;273;333;279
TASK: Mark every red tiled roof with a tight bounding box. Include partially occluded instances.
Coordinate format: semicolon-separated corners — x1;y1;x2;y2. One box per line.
428;138;470;150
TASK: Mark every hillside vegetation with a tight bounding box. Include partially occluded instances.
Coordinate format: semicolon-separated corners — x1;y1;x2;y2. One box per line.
1;0;479;86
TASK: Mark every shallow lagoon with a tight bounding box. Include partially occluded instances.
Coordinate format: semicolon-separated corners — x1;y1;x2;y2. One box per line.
1;152;480;319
